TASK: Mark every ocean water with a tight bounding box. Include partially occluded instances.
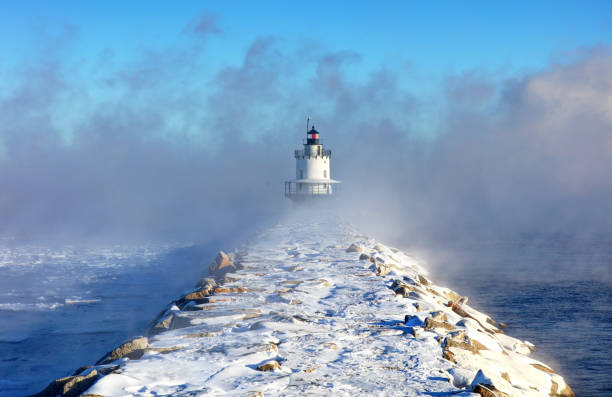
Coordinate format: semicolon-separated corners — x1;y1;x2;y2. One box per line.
0;235;610;396
424;235;612;397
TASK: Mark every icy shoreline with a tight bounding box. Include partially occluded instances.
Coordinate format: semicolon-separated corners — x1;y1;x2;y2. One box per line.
32;217;574;396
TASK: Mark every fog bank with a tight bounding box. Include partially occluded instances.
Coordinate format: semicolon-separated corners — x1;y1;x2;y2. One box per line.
1;24;611;260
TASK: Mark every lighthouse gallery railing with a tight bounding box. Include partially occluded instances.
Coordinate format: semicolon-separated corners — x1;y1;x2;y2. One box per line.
294;149;332;158
284;181;336;196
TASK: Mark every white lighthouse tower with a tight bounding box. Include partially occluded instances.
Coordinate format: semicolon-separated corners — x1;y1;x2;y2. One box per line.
285;118;340;200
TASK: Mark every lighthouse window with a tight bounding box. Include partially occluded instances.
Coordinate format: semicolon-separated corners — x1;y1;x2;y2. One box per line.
300;170;303;179
323;170;327;178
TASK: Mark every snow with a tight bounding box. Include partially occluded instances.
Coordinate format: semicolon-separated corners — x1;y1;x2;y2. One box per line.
82;213;572;396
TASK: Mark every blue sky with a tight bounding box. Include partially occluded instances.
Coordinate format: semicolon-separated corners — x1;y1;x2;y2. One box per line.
1;1;611;147
3;1;611;87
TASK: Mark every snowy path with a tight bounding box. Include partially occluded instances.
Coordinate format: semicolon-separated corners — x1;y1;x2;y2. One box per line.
78;214;572;397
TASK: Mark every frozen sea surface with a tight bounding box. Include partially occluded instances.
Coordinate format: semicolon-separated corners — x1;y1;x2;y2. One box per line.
0;243;221;396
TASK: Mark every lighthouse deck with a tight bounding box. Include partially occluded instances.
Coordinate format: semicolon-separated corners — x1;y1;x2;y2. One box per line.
284;179;340;197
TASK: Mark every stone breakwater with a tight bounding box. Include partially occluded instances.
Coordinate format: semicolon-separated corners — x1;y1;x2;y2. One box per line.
31;218;573;396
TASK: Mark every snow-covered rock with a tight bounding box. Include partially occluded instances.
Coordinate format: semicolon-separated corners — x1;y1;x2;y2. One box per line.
346;243;363;253
95;337;148;365
31;368;99;397
34;213;574;396
208;251;237;279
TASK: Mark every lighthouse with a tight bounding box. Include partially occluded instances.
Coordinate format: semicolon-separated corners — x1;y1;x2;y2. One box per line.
285;118;340;200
